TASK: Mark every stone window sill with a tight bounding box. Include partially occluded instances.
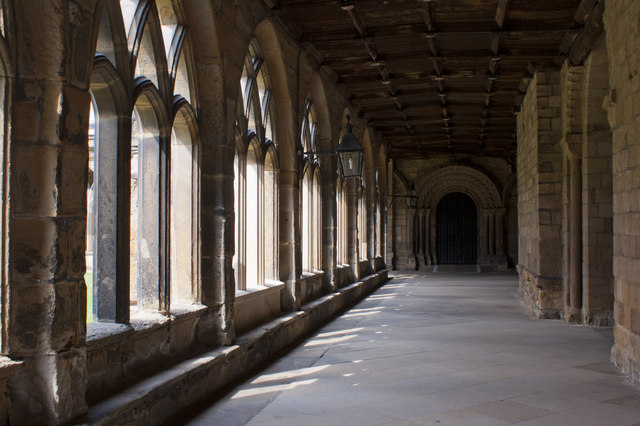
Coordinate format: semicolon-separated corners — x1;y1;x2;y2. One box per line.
236;281;285;302
300;269;325;278
0;356;22;379
86;303;207;349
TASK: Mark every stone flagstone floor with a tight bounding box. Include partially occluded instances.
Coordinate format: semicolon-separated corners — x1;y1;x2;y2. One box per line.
180;271;640;425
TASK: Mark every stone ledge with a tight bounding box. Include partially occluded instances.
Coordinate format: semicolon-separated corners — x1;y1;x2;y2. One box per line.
84;269;389;425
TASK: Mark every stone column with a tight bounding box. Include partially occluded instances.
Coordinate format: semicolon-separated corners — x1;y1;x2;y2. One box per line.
6;1;94;422
407;207;416;270
347;178;359;279
321;158;337;293
478;209;488;259
416;208;424;268
488;209;496;256
367;190;375;264
496;208;506;256
280;169;299;310
424;208;432;265
380;193;387;264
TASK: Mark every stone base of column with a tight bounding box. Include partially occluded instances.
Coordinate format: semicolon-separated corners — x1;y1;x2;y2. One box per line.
477;254;509;271
517;266;563;319
563;306;582;323
7;349;87;424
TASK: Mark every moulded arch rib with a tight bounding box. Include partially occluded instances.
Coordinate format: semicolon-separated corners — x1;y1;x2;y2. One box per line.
416;165;502;210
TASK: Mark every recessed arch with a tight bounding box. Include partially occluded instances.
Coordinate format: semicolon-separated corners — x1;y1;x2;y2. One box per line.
170;102;200;304
415;165;506;270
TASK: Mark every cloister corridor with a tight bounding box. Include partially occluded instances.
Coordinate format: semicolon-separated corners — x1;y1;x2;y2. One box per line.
181;272;640;426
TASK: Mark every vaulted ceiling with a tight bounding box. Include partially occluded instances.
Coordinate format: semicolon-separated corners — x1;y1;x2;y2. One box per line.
270;0;603;161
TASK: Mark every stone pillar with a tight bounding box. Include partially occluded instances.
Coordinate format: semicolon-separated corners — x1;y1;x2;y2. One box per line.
517;69;564;318
6;1;94;422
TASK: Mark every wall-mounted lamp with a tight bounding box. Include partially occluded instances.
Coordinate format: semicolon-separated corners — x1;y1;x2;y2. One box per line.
337;115;364;179
299;115;364;179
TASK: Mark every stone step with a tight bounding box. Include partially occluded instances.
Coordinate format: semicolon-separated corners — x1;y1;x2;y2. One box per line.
83;270;389;425
432;264;480;273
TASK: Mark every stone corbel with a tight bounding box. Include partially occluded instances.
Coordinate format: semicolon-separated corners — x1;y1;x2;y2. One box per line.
562;133;582;159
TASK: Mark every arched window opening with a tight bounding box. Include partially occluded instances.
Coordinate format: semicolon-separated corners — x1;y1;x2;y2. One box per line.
336;178;347;265
130;95;165;313
312;169;322;269
302;166;312;272
376;199;382;257
301;100;321;273
86;102;96;323
170;108;198;305
358;185;367;260
234;39;278;292
233;145;245;290
246;143;261;289
87;63;127;324
265;148;279;283
90;1;199;324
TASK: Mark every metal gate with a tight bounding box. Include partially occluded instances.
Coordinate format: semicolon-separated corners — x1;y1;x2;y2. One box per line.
436;192;477;264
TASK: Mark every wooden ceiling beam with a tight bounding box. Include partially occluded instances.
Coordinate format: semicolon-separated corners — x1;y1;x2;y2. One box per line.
303;23;575;41
568;0;603;65
495;0;511;29
483;0;511;142
573;0;599;25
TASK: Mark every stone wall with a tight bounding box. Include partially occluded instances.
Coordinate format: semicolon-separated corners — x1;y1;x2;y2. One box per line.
517;70;564;318
604;0;640;388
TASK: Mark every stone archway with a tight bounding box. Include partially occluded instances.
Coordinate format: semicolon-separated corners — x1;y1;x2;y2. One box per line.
415;166;508;271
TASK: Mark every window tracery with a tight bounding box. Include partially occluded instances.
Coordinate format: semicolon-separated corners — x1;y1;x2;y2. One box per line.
87;0;199;323
234;40;279;291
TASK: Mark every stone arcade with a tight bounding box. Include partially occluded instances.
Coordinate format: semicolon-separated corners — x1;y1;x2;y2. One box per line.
0;0;638;424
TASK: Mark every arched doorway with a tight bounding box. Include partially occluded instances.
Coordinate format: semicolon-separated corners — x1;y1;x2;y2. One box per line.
436;192;477;264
